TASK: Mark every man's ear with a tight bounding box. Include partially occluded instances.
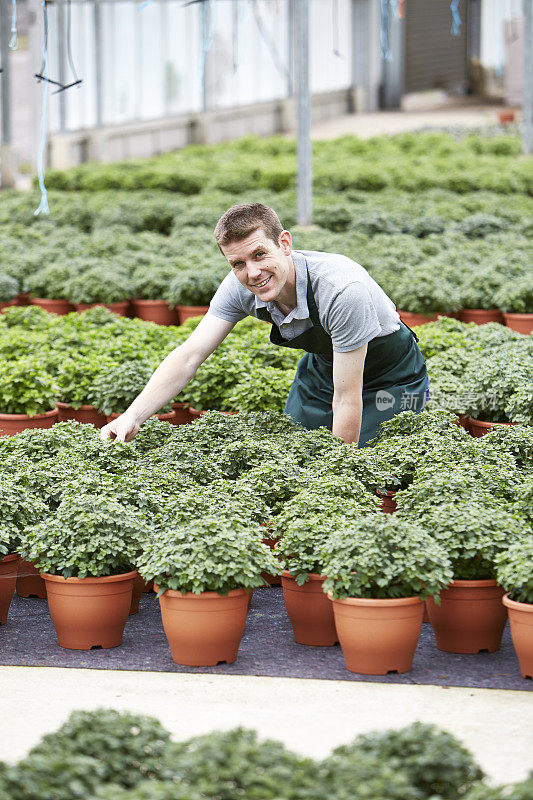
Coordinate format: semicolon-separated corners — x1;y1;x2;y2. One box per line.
279;230;292;255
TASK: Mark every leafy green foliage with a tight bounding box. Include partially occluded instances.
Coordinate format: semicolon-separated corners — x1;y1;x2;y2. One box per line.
349;722;484;799
496;538;533;604
321;515;453;600
65;266;132;304
0;478;48;556
0;754;106;800
463;773;533;800
0;274;19;302
165;266;226;306
89;360;171;415
0;357;59;415
138;518;280;594
27;709;172;788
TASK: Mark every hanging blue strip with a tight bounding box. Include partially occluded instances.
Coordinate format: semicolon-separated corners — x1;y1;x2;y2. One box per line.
138;0;153;11
390;0;399;20
34;0;50;216
380;0;391;60
450;0;461;36
9;0;18;49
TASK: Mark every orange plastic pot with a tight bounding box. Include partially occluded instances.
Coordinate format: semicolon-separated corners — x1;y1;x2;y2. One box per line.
74;301;130;316
398;310;439;327
0;300;17;313
282;572;338;646
30;297;74;315
468;417;517;438
176;305;209;324
132;299;179;326
455;415;471;434
261;537;281;586
16;559;47;599
458;309;504;325
0;554;21;624
157;586;248;666
43;570;136;649
503;313;533;335
0;408;58;437
329;592;424;674
503;594;533;679
376;489;397;514
171;402;194;425
56;401;107;427
426;579;507;653
129;571;145;615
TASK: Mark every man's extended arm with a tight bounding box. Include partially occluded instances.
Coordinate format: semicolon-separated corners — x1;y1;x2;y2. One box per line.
331;344;367;445
100;313;235;441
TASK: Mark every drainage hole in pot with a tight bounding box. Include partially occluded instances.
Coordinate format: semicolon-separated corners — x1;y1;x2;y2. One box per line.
90;645;103;650
387;670;398;674
478;649;489;654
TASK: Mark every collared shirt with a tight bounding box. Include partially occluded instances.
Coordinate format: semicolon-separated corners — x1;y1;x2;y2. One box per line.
209;249;400;352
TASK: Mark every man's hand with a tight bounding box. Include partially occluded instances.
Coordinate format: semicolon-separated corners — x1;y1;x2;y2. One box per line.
100;410;140;442
332;344;367;445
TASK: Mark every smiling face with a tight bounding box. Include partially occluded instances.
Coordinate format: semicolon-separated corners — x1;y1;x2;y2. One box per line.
220;228;296;309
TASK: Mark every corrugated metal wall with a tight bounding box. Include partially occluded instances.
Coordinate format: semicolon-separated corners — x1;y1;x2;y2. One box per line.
404;0;468;94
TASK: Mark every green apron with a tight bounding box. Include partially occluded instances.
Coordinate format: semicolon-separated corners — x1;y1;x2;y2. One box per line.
256;265;428;447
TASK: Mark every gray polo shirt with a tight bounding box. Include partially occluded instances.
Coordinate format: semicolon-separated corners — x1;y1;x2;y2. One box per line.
209;249;400;352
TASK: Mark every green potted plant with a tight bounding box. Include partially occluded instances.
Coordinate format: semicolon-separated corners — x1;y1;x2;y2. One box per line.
19;493;150;649
274;480;379;646
89;360;174;422
495;274;533;334
55;355;115;426
496;537;533;679
130;265;180;325
400;501;530;653
137;517;280;666
457;266;506;325
320;515;452;674
391;264;460;326
0;478;47;622
164;266;226;324
25;264;75;314
65;266;132;315
0;357;59;435
0;273;19;312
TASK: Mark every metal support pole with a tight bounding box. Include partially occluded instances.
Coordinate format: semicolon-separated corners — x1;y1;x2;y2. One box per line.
0;0;16;188
523;0;532;154
295;0;312;227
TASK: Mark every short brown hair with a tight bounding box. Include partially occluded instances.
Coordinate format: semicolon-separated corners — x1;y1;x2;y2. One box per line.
214;203;284;248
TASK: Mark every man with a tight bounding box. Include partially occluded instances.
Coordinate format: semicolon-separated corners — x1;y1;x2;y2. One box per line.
101;203;428;446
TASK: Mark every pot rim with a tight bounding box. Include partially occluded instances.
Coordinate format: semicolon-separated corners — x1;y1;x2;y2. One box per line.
0;553;21;564
467;416;517;429
176;304;210;311
0;408;58;421
132;298;169;305
154;585;248;599
502;312;533;319
42;569;137;584
56;401;100;411
447;578;500;588
326;590;423;606
503;592;533;611
282;570;326;582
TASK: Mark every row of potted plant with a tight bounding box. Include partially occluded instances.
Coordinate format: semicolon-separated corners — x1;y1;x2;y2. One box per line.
1;413;531;677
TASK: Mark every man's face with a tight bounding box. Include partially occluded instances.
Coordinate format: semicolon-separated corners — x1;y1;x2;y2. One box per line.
220;228;293;303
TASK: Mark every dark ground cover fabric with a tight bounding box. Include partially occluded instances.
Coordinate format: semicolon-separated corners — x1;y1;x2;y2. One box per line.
1;588;531;691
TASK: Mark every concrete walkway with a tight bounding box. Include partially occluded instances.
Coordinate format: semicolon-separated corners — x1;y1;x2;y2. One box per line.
1;666;532;786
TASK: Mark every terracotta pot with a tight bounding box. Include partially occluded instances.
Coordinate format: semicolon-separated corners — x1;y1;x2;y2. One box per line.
43;570;136;650
426;579;507;653
74;301;130;316
56;401;107;427
30;297;74;315
106;410;176;424
503;594;533;679
261;537;281;586
132;299;179;326
282;572;338;646
129;571;144;615
458;309;504;325
498;109;515;124
188;406;207;419
329;592;424;675
455;415;471;433
171;402;194;425
376;489;397;514
0;554;21;624
157;586;248;666
0;408;58;437
16;559;47;599
423;601;430;624
468;417;518;438
0;299;17;313
503;313;533;335
176;304;209;324
398;310;439;327
17;292;30;306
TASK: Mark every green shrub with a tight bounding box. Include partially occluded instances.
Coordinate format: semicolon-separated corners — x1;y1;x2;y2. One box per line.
130;265;180;300
464;773;533;800
0;753;106;800
0;274;19;302
495;537;533;604
494;274;533;313
0;478;47;556
0;356;59;415
165;266;226;306
25;263;84;299
89;360;171;416
350;722;484;799
65;266;132;304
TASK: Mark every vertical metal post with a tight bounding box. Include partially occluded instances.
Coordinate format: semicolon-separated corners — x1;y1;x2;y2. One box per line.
0;0;16;187
523;0;532;154
295;0;312;226
93;0;103;126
